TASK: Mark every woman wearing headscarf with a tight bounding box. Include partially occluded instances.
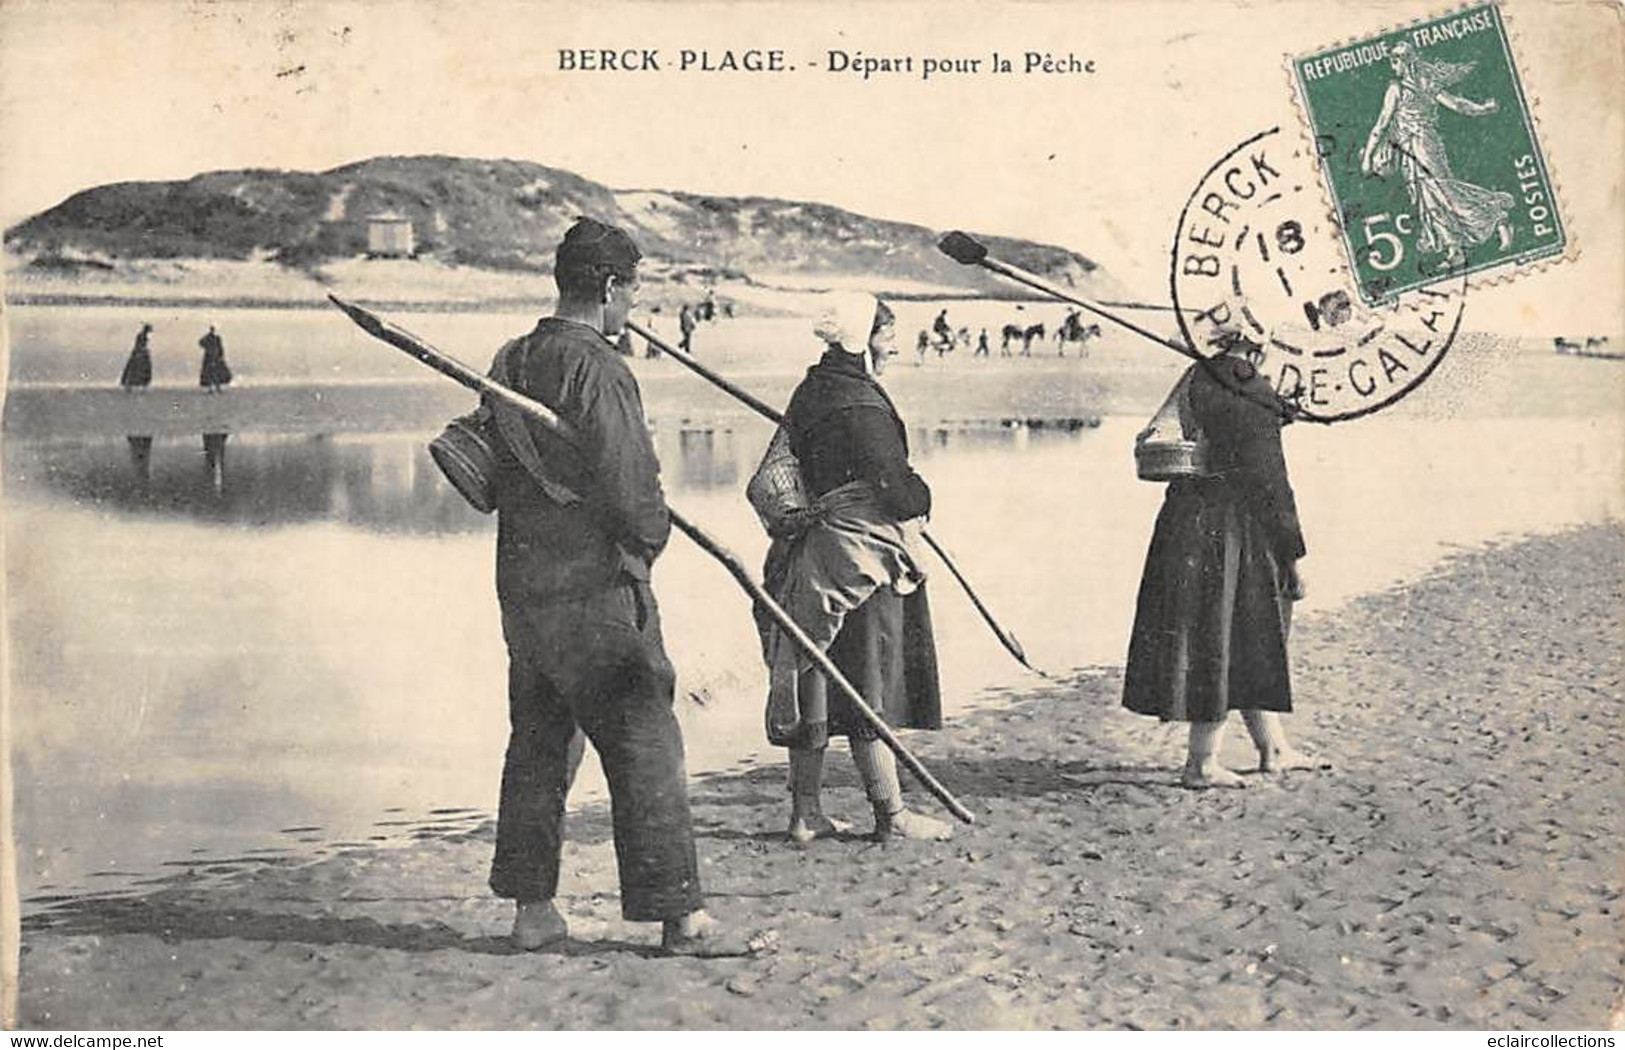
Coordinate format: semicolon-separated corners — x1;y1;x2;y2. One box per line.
1122;330;1319;788
756;292;949;842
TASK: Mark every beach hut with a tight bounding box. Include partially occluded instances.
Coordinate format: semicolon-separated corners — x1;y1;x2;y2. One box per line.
366;213;415;258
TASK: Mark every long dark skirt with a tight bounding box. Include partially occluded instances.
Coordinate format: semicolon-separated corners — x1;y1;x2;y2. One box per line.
1122;480;1293;722
815;584;943;746
119;349;152;389
199;354;232;388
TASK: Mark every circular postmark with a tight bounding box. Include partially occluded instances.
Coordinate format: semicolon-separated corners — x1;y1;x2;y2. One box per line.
1169;127;1466;422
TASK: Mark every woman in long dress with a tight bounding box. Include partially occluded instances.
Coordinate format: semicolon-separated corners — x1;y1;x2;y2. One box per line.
1362;42;1514;264
1122;332;1319;788
119;323;153;390
757;293;950;842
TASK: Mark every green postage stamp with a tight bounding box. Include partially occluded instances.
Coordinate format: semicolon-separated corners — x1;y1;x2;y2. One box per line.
1292;3;1566;305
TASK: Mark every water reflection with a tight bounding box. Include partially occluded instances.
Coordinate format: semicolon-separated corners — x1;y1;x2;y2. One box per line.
125;435;153;483
203;432;228;495
8;423;1089;535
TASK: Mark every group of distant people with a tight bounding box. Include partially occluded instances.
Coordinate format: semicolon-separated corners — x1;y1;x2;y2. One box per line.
614;288;734;358
914;307;1103;363
118;323;233;392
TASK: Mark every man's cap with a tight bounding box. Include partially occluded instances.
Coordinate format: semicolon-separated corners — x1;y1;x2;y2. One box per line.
556;216;641;274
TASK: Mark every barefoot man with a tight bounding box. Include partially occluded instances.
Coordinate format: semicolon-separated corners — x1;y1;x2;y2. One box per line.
487;217;754;955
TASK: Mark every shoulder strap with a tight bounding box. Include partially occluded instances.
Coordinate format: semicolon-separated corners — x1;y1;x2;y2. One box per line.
489;338;582;507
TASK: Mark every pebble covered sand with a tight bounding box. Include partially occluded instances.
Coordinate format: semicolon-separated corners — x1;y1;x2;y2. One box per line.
16;524;1623;1030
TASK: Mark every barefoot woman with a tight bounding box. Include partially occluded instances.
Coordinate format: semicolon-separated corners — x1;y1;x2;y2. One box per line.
1122;331;1317;787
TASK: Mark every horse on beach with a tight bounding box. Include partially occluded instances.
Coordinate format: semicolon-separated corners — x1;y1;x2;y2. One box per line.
1018;322;1046;356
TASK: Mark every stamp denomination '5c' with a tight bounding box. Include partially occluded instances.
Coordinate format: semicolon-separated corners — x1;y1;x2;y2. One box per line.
1292;3;1566;305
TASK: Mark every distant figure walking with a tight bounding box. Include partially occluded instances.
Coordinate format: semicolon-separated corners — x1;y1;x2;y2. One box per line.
120;323;154;391
915;330;930;366
974;328;990;358
679;303;697;355
645;307;664;358
198;325;233;392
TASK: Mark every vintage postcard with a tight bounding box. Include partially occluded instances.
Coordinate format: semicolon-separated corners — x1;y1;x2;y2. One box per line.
2;0;1620;1034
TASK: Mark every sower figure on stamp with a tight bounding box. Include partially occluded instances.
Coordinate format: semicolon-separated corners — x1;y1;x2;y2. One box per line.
1362;42;1513;266
487;217;757;956
1122;327;1325;788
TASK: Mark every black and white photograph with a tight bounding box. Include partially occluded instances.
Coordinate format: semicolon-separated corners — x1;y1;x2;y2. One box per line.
1;0;1620;1033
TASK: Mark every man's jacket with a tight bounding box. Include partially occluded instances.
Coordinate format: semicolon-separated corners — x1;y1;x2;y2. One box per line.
492;318;670;604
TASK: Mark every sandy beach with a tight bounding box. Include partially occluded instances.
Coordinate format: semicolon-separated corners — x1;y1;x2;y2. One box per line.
14;522;1621;1030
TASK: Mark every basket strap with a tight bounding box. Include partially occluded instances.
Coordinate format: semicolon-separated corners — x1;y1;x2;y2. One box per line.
489;340;582;507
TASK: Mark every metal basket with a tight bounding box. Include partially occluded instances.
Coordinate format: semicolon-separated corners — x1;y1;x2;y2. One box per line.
1135;437;1210;482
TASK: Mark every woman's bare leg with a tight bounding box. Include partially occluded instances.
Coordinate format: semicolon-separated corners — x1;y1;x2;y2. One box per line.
1241;710;1326;772
1183;718;1246;788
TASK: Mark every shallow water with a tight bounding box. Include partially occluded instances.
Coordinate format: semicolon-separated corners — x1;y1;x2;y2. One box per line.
6;303;1623;910
6;409;1621;908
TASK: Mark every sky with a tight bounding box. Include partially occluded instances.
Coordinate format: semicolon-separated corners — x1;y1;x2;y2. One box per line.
0;0;1619;333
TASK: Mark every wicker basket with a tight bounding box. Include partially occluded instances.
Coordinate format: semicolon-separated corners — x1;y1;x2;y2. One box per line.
430;410;501;514
747;425;816;536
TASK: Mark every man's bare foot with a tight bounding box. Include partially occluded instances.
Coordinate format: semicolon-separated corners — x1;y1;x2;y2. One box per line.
1181;764;1248;789
787;813;853;845
661;910;778;958
511;900;569;951
1259;748;1332;773
873;806;954;841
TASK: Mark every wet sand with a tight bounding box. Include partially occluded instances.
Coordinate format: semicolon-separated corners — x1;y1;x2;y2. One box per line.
15;523;1622;1030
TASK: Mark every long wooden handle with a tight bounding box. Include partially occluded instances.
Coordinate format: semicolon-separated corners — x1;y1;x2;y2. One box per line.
329;295;974;824
936;231;1315;424
673;515;974;824
919;531;1044;679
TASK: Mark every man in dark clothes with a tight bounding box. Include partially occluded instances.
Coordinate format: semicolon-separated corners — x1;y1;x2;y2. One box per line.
487;217;756;956
679;303;697;354
198;325;232;392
